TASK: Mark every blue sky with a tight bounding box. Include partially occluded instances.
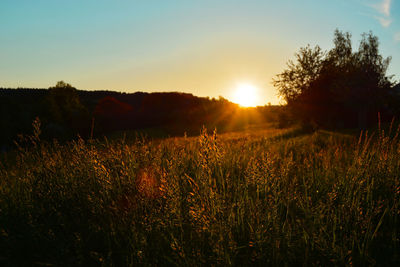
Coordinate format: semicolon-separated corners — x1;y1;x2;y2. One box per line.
1;0;399;105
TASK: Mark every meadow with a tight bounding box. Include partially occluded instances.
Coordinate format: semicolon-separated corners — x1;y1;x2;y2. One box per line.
0;121;399;266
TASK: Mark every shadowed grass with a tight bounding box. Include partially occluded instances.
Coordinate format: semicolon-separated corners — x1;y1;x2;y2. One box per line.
0;125;399;265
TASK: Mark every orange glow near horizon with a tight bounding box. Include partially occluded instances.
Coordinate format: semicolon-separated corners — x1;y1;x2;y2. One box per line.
232;83;259;107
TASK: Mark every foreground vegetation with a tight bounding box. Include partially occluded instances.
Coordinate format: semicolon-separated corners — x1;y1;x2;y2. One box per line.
1;122;399;266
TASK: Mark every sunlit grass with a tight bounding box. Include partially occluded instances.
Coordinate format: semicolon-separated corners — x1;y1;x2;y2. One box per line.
0;125;399;265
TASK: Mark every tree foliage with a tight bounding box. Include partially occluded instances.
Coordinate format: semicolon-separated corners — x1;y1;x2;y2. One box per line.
274;29;394;128
273;45;324;104
46;81;89;138
47;81;84;122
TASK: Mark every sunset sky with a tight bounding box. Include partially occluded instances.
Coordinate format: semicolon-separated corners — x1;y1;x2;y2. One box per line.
1;0;399;105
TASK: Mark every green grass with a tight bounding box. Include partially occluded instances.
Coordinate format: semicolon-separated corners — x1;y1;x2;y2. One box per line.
0;124;399;266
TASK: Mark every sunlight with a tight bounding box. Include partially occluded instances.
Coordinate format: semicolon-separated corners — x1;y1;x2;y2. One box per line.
232;83;259;107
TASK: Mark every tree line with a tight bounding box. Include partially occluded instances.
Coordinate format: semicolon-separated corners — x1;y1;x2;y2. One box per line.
0;82;280;149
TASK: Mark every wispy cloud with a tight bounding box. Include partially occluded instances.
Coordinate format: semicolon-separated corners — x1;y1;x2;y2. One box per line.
394;32;400;43
371;0;392;27
374;16;392;27
370;1;400;43
373;0;392;16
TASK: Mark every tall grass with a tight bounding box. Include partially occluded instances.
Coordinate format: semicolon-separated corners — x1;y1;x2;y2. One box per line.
0;124;399;265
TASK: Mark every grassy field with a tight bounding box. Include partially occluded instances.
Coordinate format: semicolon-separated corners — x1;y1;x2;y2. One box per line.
0;123;399;266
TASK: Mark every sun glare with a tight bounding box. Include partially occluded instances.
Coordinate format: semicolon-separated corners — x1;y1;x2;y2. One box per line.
232;83;258;107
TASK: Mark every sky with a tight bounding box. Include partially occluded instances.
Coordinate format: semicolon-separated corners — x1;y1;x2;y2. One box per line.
1;0;399;105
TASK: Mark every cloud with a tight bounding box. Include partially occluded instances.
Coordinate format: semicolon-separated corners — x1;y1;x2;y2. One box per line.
374;16;392;27
370;0;392;27
373;0;392;16
395;32;400;42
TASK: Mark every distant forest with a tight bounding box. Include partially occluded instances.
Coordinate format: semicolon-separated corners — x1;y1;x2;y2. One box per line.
0;82;281;149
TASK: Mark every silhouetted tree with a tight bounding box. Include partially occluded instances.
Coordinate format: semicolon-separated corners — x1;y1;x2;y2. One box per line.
46;81;89;137
274;29;394;129
47;81;81;121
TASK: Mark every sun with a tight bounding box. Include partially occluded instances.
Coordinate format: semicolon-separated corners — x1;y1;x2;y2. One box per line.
232;83;258;107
